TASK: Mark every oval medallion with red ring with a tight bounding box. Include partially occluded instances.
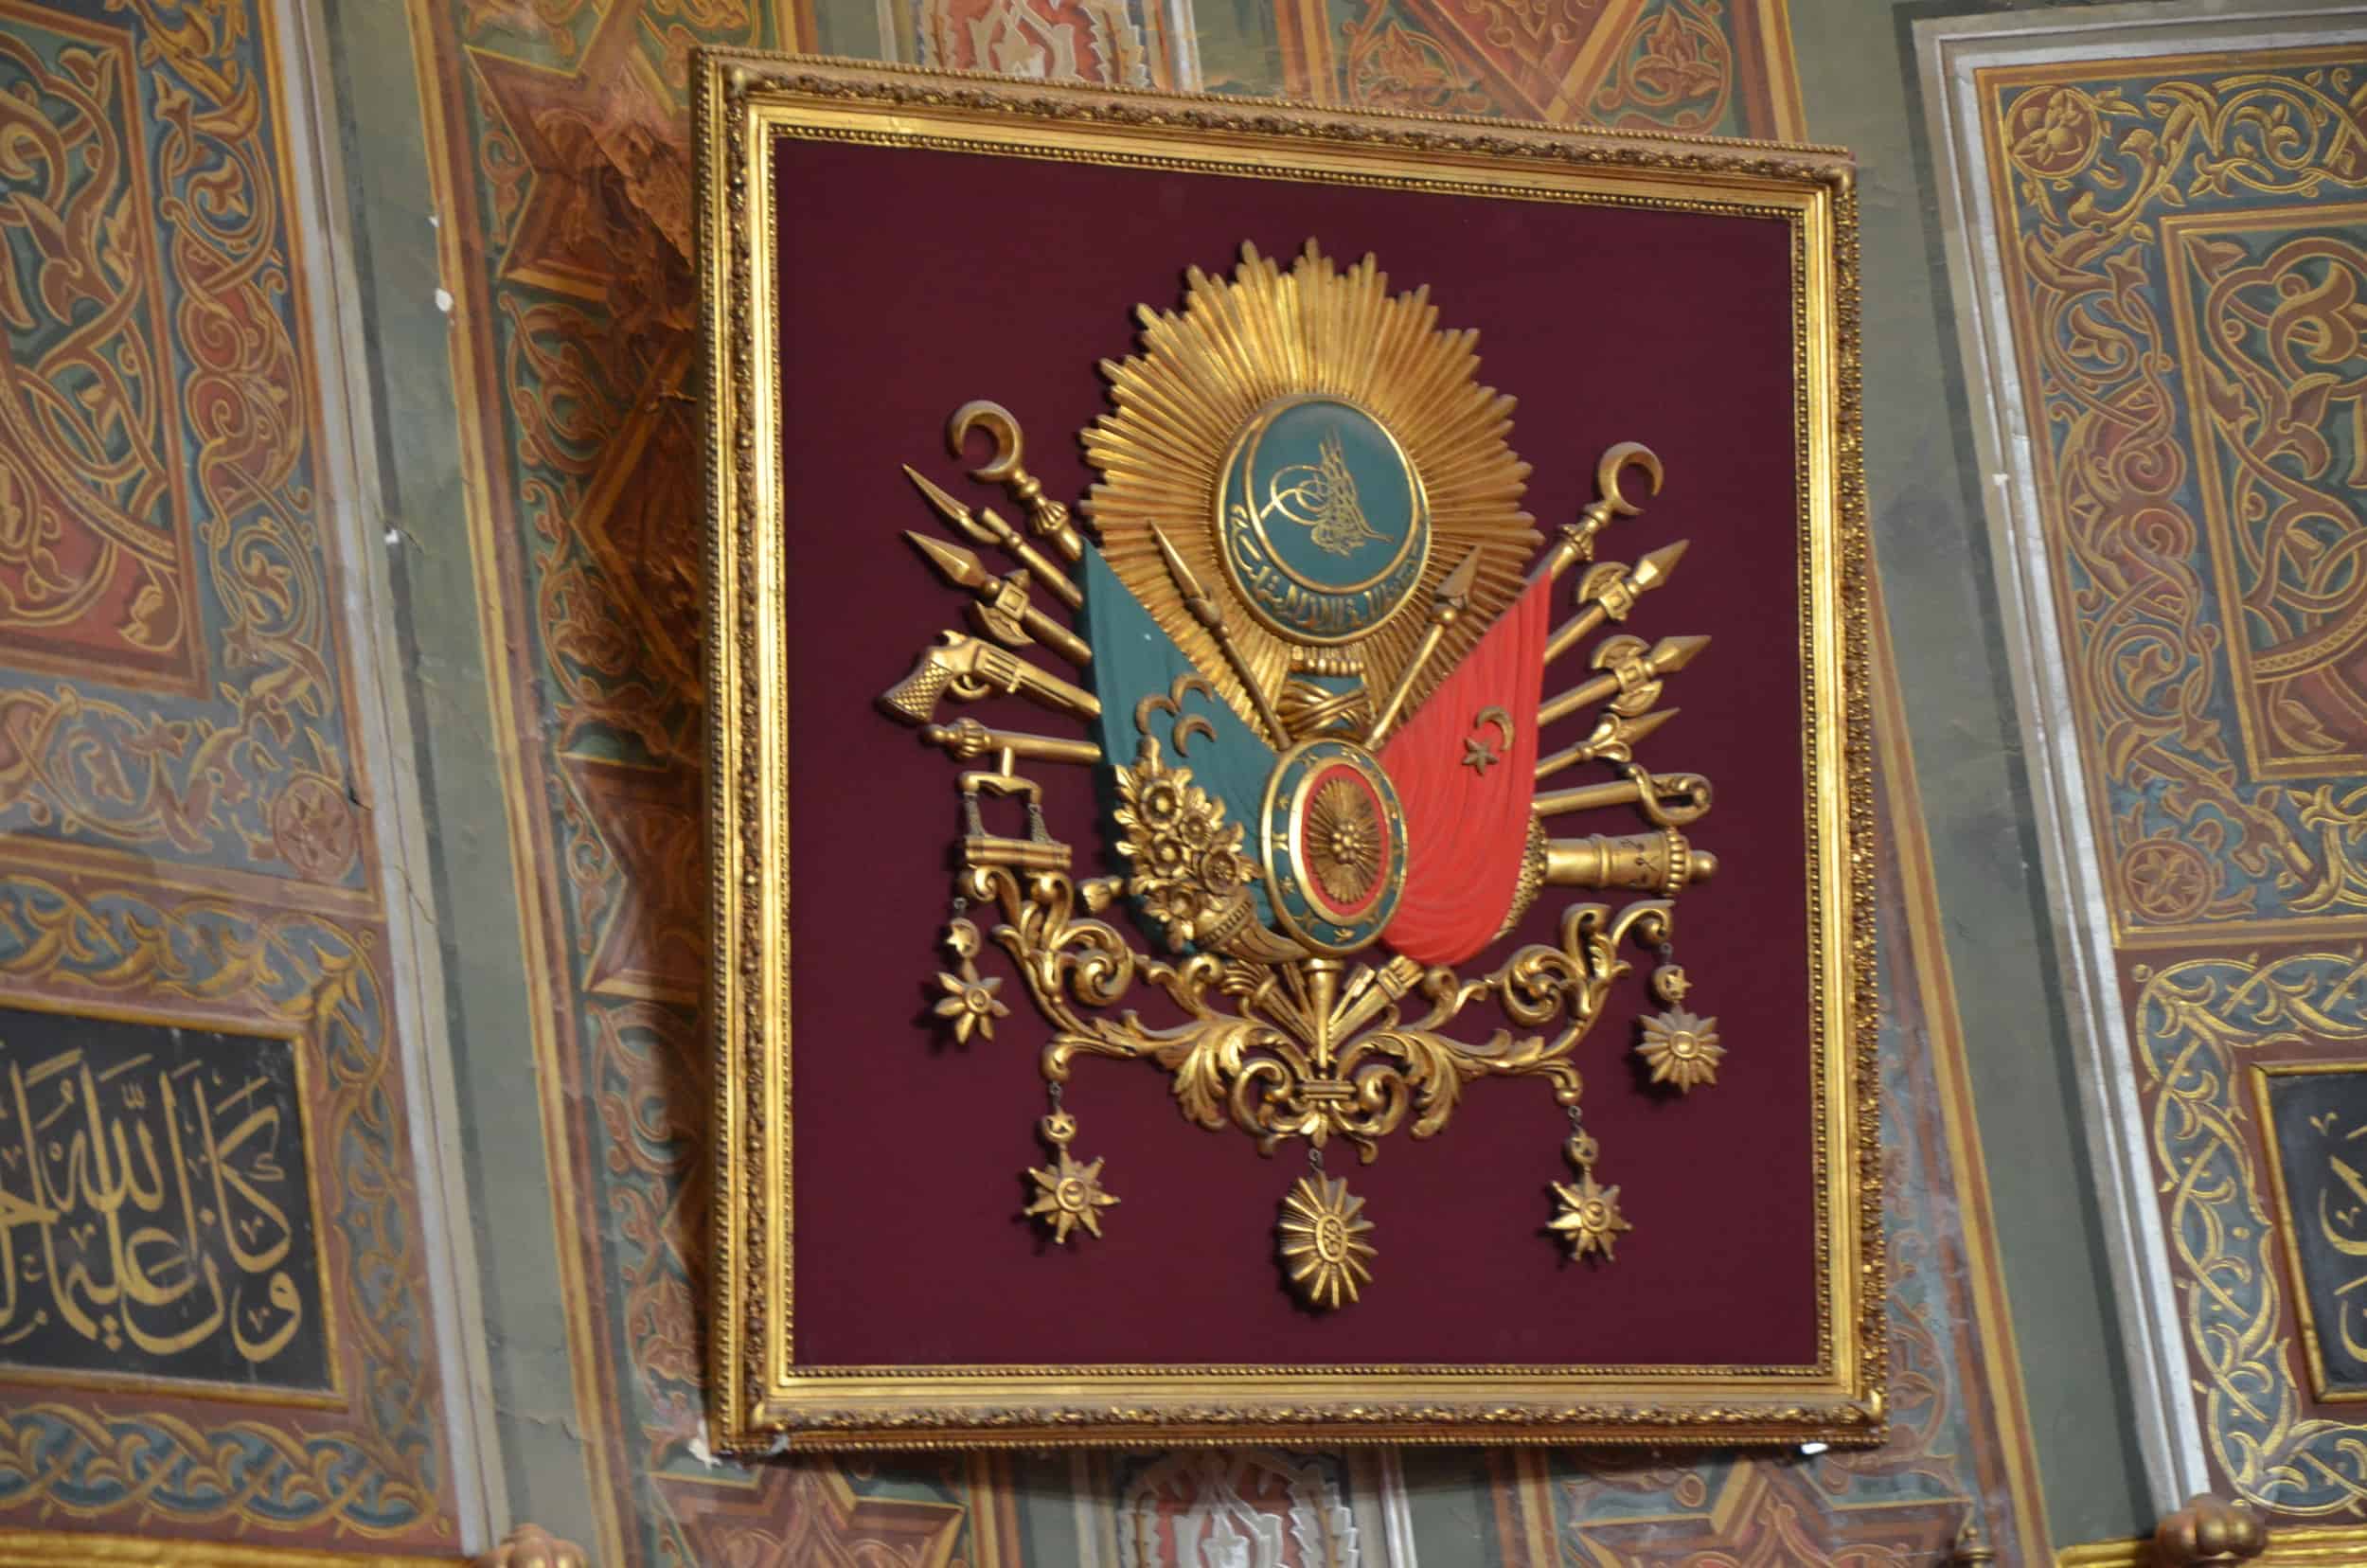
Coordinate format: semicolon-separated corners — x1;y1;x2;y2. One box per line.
1259;739;1408;956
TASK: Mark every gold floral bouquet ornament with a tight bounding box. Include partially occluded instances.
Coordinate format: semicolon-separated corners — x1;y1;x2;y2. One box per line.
883;243;1719;1310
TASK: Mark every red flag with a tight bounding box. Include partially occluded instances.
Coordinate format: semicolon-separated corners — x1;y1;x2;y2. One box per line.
1379;576;1552;967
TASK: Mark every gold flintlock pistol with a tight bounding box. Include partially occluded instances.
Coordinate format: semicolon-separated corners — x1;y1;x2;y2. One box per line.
880;630;1101;726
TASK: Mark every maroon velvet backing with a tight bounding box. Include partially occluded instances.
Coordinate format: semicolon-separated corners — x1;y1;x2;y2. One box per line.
773;135;1816;1369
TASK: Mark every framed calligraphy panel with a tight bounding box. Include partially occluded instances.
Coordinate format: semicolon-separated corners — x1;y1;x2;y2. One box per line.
2258;1061;2367;1401
701;56;1877;1449
0;1005;333;1400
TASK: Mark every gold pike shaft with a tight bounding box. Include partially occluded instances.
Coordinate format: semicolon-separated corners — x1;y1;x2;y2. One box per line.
922;718;1101;769
906;531;1092;667
1150;525;1290;748
1538;633;1709;726
1363;549;1480;751
1543;540;1689;667
949;401;1085;563
902;465;1081;611
1533;770;1711;825
1534;708;1677;782
1527;442;1663;586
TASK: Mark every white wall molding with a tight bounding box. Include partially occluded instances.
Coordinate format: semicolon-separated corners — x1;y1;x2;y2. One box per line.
1913;0;2367;1517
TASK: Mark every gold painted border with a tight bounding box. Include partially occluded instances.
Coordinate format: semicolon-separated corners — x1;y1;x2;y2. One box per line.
0;991;346;1411
0;1530;458;1567
2060;1527;2367;1567
701;54;1876;1450
2250;1059;2367;1407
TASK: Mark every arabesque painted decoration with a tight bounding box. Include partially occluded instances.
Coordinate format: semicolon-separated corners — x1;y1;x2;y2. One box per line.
0;0;457;1553
1982;53;2367;945
2137;951;2367;1520
1979;47;2367;1527
410;0;2037;1559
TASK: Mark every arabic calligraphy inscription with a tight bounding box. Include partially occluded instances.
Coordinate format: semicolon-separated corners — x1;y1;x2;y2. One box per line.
0;1007;331;1393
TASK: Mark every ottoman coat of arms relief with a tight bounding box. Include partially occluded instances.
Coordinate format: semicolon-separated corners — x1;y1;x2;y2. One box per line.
881;242;1721;1308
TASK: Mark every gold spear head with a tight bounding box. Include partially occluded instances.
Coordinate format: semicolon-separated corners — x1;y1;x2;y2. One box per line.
907;530;991;592
1433;548;1481;615
1617;705;1679;748
1150;525;1223;625
1646;633;1711;675
903;464;976;529
1628;538;1690;595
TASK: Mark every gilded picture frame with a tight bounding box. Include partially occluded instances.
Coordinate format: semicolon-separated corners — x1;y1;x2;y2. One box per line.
699;51;1878;1451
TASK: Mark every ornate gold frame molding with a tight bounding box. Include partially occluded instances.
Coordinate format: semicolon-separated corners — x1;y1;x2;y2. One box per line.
700;53;1874;1450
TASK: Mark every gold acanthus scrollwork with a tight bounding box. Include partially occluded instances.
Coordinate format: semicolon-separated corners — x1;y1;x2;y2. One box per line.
958;847;1672;1164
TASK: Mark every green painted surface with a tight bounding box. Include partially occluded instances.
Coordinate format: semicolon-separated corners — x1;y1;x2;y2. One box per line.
1079;543;1278;929
1789;0;2156;1544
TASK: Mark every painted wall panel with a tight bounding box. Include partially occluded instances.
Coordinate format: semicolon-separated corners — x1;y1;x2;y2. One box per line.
391;0;2048;1559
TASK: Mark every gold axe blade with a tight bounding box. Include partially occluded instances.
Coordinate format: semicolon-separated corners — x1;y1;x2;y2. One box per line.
1539;633;1709;727
905;531;1093;668
1543;539;1689;667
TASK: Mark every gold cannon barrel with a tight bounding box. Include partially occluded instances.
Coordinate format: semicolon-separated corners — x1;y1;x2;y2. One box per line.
1541;829;1717;897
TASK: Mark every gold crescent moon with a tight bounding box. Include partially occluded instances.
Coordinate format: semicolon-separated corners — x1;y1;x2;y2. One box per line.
1475;704;1516;750
949;400;1023;483
1595;442;1663;518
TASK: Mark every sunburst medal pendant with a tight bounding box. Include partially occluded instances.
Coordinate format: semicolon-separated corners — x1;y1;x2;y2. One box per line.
1279;1171;1377;1310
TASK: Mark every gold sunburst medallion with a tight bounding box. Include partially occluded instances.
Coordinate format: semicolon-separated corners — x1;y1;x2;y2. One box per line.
1636;1007;1723;1092
1278;1173;1377;1309
1549;1172;1632;1261
1025;1149;1118;1243
1305;776;1380;903
1084;241;1539;736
